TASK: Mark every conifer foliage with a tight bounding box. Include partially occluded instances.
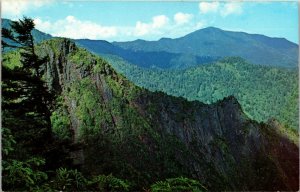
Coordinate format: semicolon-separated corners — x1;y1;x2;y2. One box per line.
2;17;53;158
2;17;55;189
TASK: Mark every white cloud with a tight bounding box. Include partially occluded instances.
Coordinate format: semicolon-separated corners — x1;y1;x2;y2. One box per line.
152;15;169;28
174;12;193;25
2;0;54;18
199;2;220;14
220;2;243;17
134;15;169;36
199;1;243;17
34;16;117;39
32;11;206;41
135;21;150;36
34;13;206;41
34;18;51;29
130;13;205;39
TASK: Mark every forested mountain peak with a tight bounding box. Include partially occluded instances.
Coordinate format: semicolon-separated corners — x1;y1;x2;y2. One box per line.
185;26;223;35
113;26;298;68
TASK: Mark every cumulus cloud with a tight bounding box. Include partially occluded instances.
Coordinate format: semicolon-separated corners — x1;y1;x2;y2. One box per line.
34;16;117;39
152;15;169;28
33;13;205;41
199;1;243;17
174;12;193;25
2;0;54;17
199;2;220;14
134;22;149;36
220;2;243;17
134;15;169;36
32;11;206;41
34;14;172;40
34;18;51;29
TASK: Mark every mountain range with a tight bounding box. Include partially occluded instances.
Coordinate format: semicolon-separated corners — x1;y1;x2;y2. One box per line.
3;18;298;69
113;27;298;68
76;39;219;69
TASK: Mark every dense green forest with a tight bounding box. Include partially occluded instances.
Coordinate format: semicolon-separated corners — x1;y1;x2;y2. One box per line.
104;55;299;130
2;18;299;191
2;18;209;192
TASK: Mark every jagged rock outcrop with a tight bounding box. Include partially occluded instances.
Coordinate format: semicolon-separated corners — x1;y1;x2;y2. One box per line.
36;38;299;191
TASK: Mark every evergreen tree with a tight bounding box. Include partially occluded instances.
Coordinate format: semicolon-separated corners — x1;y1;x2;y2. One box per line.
2;17;53;159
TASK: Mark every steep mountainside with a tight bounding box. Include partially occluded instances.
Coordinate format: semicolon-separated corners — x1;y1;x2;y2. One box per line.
114;27;299;68
4;38;298;190
104;55;299;130
10;38;295;191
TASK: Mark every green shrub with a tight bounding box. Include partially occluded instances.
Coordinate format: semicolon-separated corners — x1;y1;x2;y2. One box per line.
2;127;16;156
2;157;48;191
150;177;207;192
51;109;71;141
51;168;87;191
88;174;131;191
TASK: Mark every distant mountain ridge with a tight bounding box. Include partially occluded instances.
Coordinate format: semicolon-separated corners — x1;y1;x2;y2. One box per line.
114;27;299;68
2;18;298;68
75;39;219;69
2;18;218;69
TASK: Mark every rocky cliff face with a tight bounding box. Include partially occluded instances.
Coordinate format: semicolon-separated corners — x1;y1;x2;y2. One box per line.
36;38;298;191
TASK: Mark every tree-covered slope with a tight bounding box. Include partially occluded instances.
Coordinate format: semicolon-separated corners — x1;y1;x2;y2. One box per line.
34;39;300;190
104;55;299;130
114;27;299;68
3;38;299;191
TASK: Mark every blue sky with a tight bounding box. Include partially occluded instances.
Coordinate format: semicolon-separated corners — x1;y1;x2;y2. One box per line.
2;0;299;43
